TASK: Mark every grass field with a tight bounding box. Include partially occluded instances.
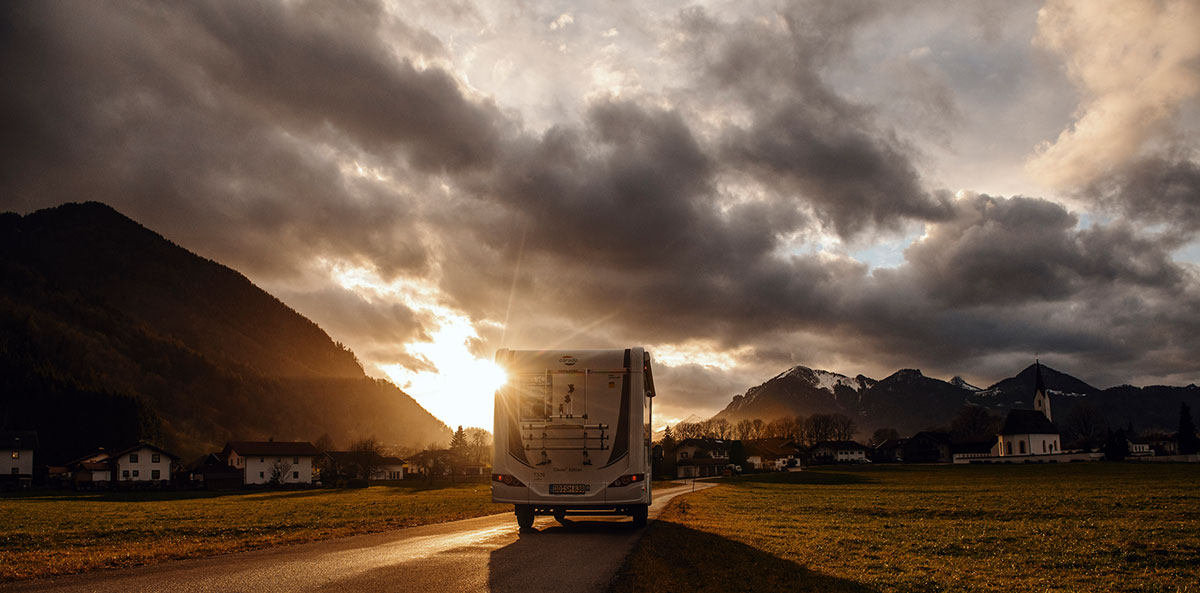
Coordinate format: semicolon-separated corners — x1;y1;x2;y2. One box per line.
0;482;509;581
612;464;1200;593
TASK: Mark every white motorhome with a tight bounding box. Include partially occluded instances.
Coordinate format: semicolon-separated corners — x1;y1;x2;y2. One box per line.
492;348;656;529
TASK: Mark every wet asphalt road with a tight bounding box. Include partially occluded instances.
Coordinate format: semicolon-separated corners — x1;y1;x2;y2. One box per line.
1;482;713;593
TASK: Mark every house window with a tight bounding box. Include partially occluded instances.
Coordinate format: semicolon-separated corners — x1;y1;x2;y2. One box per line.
10;451;17;459
152;470;161;479
680;452;689;459
152;454;160;463
1019;441;1026;454
1005;442;1012;455
10;468;17;475
132;469;139;477
292;471;298;479
260;471;265;478
293;457;299;464
130;453;139;463
260;457;264;463
123;470;130;478
1042;441;1046;453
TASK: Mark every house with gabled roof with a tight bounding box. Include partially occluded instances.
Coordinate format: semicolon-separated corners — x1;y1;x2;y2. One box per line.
189;453;243;490
811;440;870;464
2;431;37;489
743;437;803;470
675;438;731;477
222;441;320;485
66;449;114;488
108;442;179;485
872;438;907;463
324;450;408;481
904;431;954;463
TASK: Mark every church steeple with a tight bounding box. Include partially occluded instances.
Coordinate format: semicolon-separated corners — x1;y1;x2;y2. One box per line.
1032;359;1052;422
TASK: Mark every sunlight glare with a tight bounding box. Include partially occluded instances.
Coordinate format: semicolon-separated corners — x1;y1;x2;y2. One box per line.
321;258;506;433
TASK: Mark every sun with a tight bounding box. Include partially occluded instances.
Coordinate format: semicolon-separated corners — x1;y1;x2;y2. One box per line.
380;316;509;432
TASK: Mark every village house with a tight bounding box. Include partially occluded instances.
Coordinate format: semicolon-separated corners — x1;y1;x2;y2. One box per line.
63;442;181;488
811;441;870;464
903;432;953;463
2;431;37;489
743;438;803;470
222;441;320;485
872;438;906;463
66;450;114;488
1144;433;1179;456
189;453;243;490
1126;436;1153;457
108;442;178;486
324;450;408;481
675;438;730;477
378;455;406;480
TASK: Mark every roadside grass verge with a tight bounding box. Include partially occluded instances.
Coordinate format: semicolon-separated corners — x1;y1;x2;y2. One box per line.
611;464;1200;593
0;482;509;581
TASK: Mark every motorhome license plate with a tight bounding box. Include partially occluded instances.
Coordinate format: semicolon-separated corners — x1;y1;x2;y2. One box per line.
550;483;589;494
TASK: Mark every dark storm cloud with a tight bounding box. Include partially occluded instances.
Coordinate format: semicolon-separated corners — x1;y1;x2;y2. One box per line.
185;1;501;171
0;0;502;283
904;194;1184;306
1083;156;1200;235
676;4;955;238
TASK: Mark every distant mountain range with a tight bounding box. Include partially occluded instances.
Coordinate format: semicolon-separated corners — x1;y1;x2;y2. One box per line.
0;202;449;463
714;363;1200;437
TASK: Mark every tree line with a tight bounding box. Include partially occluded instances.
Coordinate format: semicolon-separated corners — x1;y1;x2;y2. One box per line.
670;413;857;445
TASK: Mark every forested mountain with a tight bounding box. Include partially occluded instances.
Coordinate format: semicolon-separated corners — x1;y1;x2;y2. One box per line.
715;362;1199;438
0;202;449;463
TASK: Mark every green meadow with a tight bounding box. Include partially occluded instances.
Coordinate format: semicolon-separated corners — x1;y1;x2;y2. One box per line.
613;464;1200;593
0;482;509;581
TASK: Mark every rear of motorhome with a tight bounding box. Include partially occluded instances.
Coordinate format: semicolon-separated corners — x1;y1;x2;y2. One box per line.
492;348;656;528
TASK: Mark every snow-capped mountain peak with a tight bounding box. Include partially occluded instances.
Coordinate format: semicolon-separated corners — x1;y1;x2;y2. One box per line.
950;375;981;391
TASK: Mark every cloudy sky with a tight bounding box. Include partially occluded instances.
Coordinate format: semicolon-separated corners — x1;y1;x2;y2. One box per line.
4;0;1199;430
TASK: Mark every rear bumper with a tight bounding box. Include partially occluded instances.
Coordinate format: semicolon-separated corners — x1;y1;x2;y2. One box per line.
492;483;649;506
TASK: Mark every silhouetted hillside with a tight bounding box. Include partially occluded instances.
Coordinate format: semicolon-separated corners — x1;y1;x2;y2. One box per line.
0;202;449;463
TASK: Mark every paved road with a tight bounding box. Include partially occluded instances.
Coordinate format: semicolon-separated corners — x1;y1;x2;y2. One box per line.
2;482;713;593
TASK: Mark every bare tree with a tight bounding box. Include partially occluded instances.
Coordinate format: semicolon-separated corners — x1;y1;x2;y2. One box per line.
870;427;901;447
950;405;998;440
713;418;732;439
806;414;836;444
830;414;857;441
350;436;384;480
764;418;788;438
675;422;703;440
751;419;765;440
269;458;293;485
735;419;754;440
465;427;493;464
1064;402;1104;450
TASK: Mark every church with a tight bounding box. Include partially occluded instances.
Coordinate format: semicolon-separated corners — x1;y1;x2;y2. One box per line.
994;362;1062;457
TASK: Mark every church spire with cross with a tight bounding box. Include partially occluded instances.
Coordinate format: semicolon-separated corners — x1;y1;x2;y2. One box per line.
1032;358;1052;422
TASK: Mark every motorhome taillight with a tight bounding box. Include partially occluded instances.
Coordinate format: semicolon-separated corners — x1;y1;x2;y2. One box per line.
609;473;644;487
492;473;525;487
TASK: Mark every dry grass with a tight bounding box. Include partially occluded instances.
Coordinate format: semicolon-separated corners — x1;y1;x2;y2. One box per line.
0;483;509;581
612;463;1200;593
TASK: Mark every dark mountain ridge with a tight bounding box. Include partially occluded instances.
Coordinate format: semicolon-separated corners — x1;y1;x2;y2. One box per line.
0;202;449;463
716;362;1199;438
